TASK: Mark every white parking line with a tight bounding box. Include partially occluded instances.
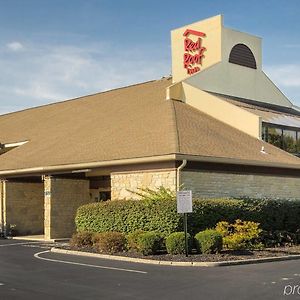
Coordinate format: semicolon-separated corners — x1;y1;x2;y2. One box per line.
0;241;44;247
34;250;147;274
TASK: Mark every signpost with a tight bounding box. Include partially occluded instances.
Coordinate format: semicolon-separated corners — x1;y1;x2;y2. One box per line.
176;190;193;257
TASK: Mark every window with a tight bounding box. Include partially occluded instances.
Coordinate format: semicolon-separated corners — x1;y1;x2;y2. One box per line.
229;44;257;69
262;123;300;155
283;130;297;153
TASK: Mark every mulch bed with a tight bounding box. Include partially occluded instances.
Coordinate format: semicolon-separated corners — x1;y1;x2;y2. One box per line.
59;244;300;262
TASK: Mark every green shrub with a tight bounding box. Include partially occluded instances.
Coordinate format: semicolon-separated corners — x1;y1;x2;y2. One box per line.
216;219;263;250
76;199;181;235
136;231;162;255
194;229;223;254
70;231;94;248
92;232;126;254
126;230;145;251
76;198;300;237
166;232;191;255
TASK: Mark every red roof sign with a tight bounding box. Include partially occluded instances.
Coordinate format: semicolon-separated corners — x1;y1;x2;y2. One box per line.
183;29;207;75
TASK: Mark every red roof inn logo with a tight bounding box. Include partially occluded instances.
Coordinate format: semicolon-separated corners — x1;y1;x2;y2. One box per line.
183;29;206;75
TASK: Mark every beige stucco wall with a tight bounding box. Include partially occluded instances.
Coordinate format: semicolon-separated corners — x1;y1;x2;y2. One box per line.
171;15;222;83
168;81;262;138
182;170;300;200
171;15;292;108
2;181;44;235
44;177;90;239
111;169;176;200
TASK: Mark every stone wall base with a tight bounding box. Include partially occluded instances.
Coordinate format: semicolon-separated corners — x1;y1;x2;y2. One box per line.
111;169;176;200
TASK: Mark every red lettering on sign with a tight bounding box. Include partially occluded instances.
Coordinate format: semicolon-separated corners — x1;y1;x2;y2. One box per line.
183;29;206;37
183;29;206;75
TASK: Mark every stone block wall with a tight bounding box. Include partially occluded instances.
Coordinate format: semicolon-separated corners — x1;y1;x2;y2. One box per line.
111;169;176;200
3;181;44;235
182;170;300;199
44;177;91;239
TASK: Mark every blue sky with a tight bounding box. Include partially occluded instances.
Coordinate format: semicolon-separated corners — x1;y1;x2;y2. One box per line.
0;0;300;113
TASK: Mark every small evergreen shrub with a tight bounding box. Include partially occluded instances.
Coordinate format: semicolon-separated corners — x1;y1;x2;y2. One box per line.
126;230;145;251
216;219;263;250
194;229;223;254
92;232;126;254
136;231;162;255
70;231;94;248
166;232;191;255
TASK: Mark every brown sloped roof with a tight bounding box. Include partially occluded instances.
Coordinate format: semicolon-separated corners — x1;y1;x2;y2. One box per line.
0;77;300;174
173;100;300;166
0;78;177;171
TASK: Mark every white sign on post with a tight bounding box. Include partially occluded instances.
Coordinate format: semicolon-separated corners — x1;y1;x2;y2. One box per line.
177;190;193;213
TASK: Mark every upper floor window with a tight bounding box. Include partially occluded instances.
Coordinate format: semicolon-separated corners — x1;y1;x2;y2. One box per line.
229;44;257;69
262;123;300;155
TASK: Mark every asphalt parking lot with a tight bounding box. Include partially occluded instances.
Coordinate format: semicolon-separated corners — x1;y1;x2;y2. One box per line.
0;238;299;299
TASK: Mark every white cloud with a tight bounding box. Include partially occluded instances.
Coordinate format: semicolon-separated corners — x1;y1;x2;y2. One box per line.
0;41;170;114
265;64;300;87
264;64;300;104
6;41;24;52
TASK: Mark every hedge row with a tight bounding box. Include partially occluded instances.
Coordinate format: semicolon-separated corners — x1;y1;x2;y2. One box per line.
75;199;181;235
75;198;300;235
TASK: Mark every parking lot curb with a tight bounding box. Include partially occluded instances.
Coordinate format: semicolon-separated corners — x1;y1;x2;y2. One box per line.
50;247;300;267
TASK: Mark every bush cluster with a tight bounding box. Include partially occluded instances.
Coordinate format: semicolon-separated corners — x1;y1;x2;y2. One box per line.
92;232;126;254
215;220;262;250
70;231;126;254
194;229;223;254
126;230;145;252
127;230;164;255
76;198;300;237
165;232;191;255
135;231;162;255
70;231;93;248
71;230;164;256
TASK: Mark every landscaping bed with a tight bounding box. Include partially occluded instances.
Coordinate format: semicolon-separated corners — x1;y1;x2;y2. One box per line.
59;244;300;262
71;191;300;263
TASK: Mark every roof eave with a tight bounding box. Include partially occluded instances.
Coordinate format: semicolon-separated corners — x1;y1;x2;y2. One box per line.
1;153;300;177
0;154;177;177
175;154;300;170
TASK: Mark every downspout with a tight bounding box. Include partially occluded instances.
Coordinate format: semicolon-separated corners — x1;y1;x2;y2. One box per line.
176;160;187;191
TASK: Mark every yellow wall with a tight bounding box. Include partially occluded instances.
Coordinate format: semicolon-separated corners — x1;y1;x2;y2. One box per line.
171;15;222;83
171;15;292;108
168;82;262;138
